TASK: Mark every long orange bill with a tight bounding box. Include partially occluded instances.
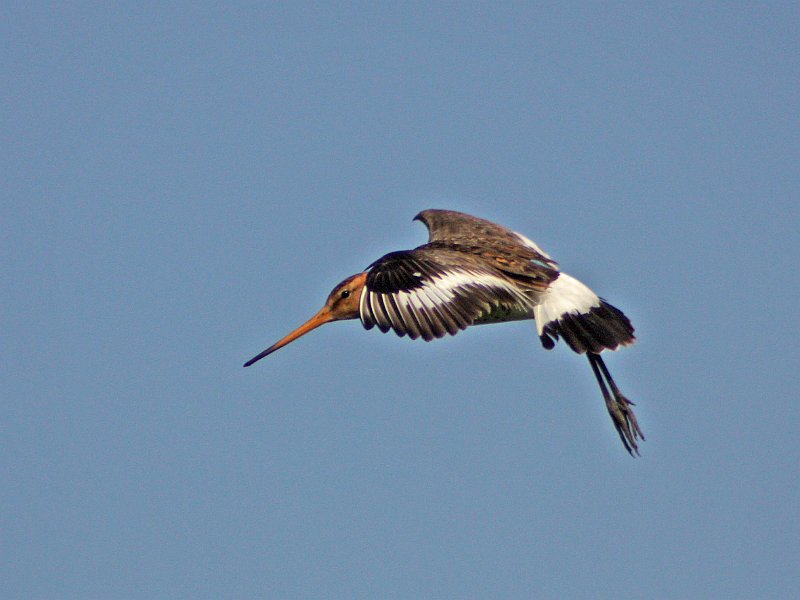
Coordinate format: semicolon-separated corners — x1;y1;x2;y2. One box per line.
243;307;334;367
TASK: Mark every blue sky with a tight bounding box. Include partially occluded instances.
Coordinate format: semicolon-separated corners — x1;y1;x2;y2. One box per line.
3;3;799;598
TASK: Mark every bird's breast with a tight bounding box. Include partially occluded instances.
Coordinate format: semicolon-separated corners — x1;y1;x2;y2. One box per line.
471;303;535;325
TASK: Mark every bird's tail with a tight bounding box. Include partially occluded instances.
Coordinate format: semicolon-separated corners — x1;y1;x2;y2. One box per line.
534;273;635;354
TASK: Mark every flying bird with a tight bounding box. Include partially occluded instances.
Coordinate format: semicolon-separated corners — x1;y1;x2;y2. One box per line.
245;209;644;454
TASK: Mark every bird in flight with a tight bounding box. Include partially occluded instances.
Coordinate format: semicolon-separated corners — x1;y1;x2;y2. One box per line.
245;209;644;454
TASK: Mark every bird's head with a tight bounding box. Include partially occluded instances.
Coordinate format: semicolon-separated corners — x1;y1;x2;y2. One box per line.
243;272;367;367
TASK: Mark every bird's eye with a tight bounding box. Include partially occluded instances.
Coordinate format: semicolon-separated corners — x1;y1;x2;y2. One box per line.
340;290;351;299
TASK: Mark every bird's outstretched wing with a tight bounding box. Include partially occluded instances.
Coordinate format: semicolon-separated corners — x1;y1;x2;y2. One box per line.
359;249;535;341
413;209;560;283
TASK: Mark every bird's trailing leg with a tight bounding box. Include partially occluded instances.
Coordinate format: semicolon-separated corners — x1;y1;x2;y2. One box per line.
587;352;645;455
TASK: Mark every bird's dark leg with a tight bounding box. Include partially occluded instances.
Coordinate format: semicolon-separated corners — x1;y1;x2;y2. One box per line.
587;352;644;456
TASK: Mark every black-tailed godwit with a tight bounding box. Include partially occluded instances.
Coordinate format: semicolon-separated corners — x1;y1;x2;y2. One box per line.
245;209;644;454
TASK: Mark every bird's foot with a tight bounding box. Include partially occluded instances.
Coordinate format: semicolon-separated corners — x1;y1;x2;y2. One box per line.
605;392;645;456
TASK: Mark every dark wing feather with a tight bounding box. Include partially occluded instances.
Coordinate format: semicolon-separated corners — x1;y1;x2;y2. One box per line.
360;249;535;341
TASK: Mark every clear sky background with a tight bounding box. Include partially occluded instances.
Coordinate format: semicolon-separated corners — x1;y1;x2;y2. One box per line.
3;3;799;599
